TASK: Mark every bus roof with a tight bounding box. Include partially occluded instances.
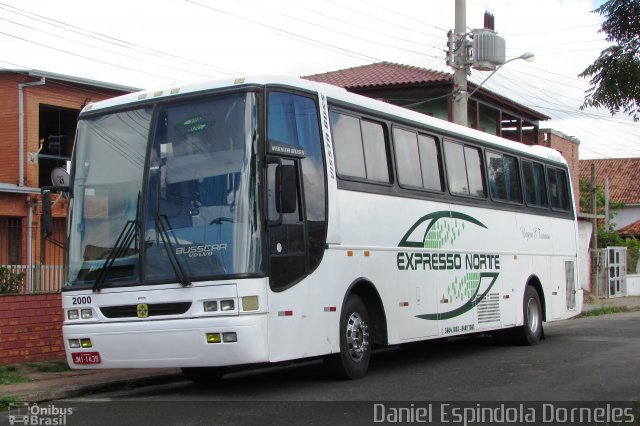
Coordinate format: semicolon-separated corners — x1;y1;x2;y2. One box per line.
82;75;566;167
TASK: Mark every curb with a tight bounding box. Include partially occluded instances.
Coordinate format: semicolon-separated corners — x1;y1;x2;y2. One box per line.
10;372;184;403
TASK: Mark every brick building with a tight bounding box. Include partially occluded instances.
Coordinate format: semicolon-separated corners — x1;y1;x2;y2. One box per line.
0;70;135;291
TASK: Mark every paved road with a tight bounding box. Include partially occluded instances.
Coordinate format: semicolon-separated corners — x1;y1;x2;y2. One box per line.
16;313;640;425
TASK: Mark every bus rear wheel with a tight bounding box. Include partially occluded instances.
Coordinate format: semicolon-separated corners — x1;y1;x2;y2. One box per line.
515;286;543;345
181;367;226;384
325;294;371;379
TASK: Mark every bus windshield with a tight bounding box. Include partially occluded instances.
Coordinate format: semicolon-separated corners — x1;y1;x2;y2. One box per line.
67;92;262;288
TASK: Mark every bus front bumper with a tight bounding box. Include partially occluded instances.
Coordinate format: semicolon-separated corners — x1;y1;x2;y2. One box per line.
63;314;269;369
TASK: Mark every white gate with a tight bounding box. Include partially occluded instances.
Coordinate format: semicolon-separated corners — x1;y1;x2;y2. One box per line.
607;247;627;297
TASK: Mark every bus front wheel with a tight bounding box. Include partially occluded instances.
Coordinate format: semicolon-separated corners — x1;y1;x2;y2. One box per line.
515;286;543;345
325;294;371;379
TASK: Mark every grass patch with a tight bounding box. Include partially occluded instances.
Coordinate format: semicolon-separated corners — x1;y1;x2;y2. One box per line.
27;360;71;373
582;306;630;317
0;366;31;385
0;395;19;410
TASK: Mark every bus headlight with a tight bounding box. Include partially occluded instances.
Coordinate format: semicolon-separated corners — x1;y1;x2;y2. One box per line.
220;300;235;311
81;309;93;319
241;296;259;311
203;301;218;312
67;310;79;320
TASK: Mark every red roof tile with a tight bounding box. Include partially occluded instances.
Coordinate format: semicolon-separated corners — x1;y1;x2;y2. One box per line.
579;158;640;204
304;62;451;89
618;220;640;237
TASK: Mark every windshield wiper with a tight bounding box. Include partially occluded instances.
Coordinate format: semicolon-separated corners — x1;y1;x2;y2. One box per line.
154;213;191;287
93;220;137;293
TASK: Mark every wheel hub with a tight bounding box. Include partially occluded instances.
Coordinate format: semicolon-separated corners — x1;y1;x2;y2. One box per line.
346;312;369;362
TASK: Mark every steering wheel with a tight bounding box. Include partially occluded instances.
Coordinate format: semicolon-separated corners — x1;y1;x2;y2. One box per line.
209;217;234;225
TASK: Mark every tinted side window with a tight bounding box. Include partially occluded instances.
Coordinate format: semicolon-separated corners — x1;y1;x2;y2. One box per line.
267;92;327;289
444;141;486;197
361;120;389;183
548;167;571;211
331;112;389;183
486;151;522;203
418;135;443;191
394;128;422;187
331;112;366;179
522;160;548;208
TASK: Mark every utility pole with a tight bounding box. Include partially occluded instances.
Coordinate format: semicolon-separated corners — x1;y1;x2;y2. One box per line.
452;0;468;126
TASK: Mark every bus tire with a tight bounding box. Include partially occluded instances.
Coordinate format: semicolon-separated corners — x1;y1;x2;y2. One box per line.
515;286;543;345
325;294;371;379
181;367;225;384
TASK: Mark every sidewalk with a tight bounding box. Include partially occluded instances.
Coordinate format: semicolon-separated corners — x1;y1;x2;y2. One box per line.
582;294;640;313
1;365;182;404
2;295;640;405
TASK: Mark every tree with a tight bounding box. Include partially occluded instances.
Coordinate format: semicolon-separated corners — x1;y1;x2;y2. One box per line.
578;177;624;229
579;0;640;121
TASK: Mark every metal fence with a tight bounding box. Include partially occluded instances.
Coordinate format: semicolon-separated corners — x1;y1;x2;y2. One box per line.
0;216;65;293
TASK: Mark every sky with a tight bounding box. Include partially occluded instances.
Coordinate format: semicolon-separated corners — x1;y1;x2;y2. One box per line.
0;0;637;160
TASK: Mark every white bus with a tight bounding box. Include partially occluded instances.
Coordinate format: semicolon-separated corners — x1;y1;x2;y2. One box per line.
55;75;581;380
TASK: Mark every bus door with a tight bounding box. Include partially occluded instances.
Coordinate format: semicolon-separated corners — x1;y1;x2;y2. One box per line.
264;90;328;361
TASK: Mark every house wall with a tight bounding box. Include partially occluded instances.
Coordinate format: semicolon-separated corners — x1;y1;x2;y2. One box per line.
578;220;593;292
614;205;640;230
0;74;21;185
627;275;640;296
0;293;64;365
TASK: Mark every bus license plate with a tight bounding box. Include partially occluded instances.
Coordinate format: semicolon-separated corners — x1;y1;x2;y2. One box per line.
72;352;101;365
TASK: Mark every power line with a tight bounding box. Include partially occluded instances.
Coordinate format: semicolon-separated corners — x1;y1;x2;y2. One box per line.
324;0;444;40
0;16;222;80
0;30;183;81
235;0;442;59
0;2;242;76
183;0;384;64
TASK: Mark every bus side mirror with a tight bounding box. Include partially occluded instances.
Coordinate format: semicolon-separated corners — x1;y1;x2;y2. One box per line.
276;164;297;214
42;191;53;238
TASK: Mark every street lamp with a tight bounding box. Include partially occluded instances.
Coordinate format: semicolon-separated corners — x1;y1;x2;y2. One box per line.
467;52;535;99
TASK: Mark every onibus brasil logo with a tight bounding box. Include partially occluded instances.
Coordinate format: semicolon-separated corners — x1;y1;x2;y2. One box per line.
397;211;500;321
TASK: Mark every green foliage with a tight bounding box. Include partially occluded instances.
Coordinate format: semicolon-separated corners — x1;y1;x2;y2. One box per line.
578;178;625;227
0;366;30;385
0;395;19;410
0;267;25;294
579;178;639;273
26;360;71;373
582;306;630;317
626;238;640;274
579;0;640;121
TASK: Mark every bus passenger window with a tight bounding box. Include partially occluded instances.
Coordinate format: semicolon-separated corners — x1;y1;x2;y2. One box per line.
548;167;571;211
522;160;548;208
444;141;486;198
486;151;522;203
331;112;390;183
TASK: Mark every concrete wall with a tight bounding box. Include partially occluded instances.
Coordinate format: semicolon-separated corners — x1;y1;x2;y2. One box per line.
578;220;593;292
627;275;640;296
0;293;64;365
614;206;640;230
